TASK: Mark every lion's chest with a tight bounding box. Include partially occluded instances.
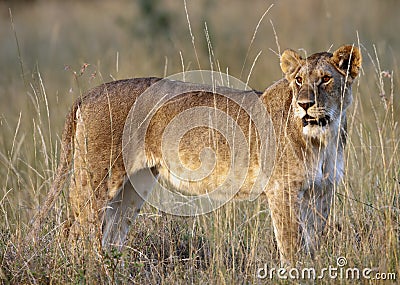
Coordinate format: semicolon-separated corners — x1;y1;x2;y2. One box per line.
300;143;344;194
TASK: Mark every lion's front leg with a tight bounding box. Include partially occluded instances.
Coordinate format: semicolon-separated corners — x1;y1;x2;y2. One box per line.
267;183;302;265
299;184;333;257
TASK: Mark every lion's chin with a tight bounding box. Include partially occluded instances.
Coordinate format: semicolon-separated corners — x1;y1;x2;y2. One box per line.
302;124;328;138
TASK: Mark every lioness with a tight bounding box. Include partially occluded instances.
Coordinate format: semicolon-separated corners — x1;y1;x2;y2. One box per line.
31;45;361;264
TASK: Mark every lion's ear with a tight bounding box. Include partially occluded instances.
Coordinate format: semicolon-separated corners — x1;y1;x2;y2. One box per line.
280;49;304;78
332;45;362;79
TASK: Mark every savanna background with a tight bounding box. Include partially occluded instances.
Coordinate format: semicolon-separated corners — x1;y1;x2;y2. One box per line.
0;0;399;283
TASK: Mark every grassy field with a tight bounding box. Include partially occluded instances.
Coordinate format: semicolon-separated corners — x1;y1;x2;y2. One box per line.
0;0;399;283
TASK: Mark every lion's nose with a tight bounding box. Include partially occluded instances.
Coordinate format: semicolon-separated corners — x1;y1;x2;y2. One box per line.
298;101;315;111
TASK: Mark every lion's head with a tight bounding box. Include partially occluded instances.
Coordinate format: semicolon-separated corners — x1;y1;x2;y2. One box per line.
280;45;362;138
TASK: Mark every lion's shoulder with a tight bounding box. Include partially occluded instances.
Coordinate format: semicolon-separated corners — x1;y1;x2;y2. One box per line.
261;79;292;115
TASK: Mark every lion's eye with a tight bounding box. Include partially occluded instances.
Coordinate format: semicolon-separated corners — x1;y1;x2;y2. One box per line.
321;75;331;83
295;76;303;86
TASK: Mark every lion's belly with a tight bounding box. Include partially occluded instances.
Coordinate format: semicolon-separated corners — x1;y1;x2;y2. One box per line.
155;157;262;201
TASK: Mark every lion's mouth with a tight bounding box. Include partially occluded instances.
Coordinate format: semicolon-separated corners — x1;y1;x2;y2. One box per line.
302;115;330;127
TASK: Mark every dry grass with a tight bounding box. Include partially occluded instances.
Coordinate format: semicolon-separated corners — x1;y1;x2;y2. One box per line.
0;0;399;283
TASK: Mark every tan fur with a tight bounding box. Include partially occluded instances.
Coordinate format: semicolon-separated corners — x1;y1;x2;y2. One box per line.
30;45;361;265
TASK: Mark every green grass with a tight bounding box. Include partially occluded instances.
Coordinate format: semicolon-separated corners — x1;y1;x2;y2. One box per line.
1;0;399;283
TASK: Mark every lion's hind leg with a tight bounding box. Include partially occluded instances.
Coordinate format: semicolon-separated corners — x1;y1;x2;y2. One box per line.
101;168;158;249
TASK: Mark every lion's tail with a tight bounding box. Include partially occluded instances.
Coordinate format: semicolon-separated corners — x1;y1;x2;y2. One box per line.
29;100;80;241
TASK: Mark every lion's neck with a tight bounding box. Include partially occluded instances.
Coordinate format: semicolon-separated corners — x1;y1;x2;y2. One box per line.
302;115;346;185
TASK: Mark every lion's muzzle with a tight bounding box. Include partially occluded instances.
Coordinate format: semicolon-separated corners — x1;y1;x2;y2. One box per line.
296;87;330;128
302;114;330;127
